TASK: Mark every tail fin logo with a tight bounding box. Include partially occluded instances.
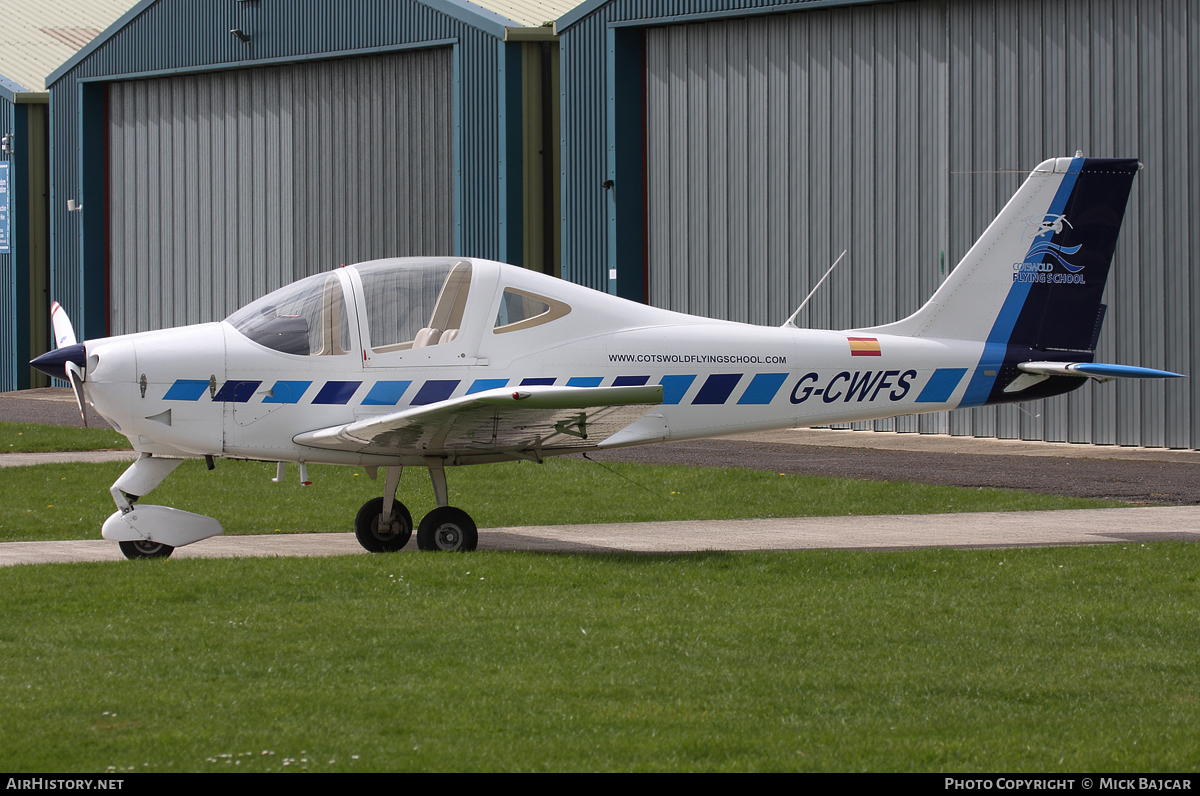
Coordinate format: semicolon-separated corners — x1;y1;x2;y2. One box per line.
1021;214;1084;273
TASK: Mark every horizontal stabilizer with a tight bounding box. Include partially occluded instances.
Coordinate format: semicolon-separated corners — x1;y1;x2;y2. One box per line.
1005;361;1185;393
1019;361;1185;380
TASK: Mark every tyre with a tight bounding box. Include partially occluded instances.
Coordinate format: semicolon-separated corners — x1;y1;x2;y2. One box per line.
354;497;413;552
118;540;174;560
416;506;478;552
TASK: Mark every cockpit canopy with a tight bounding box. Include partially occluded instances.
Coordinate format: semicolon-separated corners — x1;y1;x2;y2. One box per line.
226;258;573;356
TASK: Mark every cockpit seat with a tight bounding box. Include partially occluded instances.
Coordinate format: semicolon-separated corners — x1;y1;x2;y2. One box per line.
412;327;442;348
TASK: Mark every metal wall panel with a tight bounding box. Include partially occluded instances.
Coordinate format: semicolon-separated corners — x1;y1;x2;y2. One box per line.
106;49;454;333
1190;0;1200;451
643;0;947;434
570;0;1200;448
938;0;1194;448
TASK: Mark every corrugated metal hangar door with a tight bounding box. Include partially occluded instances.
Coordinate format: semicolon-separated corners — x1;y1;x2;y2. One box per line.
645;0;1198;448
645;3;949;332
107;48;454;335
645;1;948;432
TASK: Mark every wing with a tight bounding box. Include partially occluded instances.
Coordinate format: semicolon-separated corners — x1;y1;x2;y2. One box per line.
293;384;664;457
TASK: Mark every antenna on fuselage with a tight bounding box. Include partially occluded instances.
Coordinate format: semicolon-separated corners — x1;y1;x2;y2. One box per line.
781;250;847;328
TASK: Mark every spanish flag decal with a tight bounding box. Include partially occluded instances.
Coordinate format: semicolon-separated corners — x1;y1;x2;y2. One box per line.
848;337;881;356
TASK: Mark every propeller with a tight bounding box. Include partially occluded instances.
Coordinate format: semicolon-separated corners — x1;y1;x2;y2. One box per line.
30;302;89;427
51;301;77;348
64;360;89;427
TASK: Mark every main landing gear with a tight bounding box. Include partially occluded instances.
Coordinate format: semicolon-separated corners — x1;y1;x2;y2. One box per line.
354;460;478;553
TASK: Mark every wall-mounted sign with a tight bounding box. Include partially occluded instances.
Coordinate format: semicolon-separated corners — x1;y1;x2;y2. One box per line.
0;162;10;254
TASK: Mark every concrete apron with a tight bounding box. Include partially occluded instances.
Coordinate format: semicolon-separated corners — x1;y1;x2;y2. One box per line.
3;506;1198;565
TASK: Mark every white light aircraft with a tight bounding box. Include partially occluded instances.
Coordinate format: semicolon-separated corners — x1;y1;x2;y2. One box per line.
32;156;1183;558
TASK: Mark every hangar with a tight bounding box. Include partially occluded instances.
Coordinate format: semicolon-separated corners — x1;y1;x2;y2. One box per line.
35;0;1200;450
558;0;1199;449
44;0;565;350
0;0;132;390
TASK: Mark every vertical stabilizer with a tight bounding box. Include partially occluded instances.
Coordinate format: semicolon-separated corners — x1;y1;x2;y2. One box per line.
862;156;1139;406
868;157;1138;345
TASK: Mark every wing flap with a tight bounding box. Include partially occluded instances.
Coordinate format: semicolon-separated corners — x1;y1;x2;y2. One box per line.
294;384;664;456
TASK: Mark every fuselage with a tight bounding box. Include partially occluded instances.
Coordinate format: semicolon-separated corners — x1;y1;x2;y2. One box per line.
78;257;1011;467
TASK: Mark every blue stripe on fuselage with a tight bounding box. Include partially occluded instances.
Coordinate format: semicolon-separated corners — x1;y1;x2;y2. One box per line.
737;373;788;405
263;380;312;404
466;379;508;395
164;379;209;401
692;373;742;405
362;381;412;405
164;373;888;409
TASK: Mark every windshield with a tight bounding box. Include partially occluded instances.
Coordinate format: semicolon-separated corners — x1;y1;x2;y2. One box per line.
226;272;351;356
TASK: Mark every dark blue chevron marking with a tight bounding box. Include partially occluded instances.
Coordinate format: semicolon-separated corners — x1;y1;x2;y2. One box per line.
313;381;362;405
412;380;459;405
692;373;742;405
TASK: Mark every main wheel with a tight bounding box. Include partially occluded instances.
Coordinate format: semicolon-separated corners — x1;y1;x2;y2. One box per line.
354;497;413;552
417;507;478;552
119;540;174;560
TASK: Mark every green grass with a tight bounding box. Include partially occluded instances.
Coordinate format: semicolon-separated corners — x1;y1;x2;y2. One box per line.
1;423;1189;772
0;421;132;453
0;457;1125;543
1;545;1197;772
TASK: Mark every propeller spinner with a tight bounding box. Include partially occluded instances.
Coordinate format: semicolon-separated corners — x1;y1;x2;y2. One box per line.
30;302;90;427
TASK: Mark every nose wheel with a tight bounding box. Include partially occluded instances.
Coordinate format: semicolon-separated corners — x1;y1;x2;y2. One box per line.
118;540;175;559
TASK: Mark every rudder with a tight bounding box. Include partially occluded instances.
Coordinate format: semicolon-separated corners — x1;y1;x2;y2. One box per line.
1002;158;1138;352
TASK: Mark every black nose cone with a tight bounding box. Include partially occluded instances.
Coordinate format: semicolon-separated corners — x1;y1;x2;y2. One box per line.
31;343;86;381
